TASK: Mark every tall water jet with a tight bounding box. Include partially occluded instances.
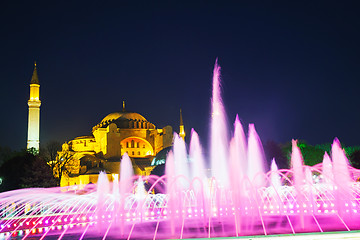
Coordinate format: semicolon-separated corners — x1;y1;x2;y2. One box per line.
189;129;208;193
165;151;177;237
211;59;229;188
97;172;110;230
290;140;305;229
189;129;209;233
332;138;351;190
120;153;134;195
291;140;305;187
270;158;281;189
134;176;146;223
247;124;265;187
229;115;247;186
331;138;352;214
270;158;282;215
173;133;190;189
119;153;134;235
322;152;334;185
228;115;247;236
97;171;110;195
305;167;316;215
135;176;146;200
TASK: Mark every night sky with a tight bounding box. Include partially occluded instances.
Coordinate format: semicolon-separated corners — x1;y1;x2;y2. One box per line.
1;1;360;151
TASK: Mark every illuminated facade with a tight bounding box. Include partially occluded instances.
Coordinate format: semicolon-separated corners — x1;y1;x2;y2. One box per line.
58;105;173;187
27;63;41;151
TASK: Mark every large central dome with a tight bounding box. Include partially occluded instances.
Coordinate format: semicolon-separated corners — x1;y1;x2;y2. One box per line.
101;111;147;123
92;110;155;131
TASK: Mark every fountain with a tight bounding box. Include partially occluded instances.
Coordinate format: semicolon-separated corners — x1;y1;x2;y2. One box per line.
1;60;360;239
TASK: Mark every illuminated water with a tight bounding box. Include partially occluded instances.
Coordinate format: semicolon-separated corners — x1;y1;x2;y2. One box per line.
1;61;360;239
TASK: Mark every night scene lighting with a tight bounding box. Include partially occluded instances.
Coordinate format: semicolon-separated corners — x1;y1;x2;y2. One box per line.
1;1;360;240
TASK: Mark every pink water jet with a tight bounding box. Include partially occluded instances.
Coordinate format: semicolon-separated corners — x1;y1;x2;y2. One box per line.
189;129;208;193
211;58;229;188
247;124;266;188
173;133;190;189
270;158;281;189
229;115;247;187
322;152;334;185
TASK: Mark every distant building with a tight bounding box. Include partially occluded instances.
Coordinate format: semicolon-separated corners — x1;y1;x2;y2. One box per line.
25;64;184;187
57;103;174;187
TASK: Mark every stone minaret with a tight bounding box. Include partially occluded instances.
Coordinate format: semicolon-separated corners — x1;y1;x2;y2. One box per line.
179;109;185;140
27;62;41;152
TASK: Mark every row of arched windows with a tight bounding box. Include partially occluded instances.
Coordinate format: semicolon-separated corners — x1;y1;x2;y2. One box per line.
128;121;155;129
126;151;146;156
124;140;145;149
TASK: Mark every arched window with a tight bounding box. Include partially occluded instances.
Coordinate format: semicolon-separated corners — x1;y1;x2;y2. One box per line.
126;142;129;148
137;142;140;148
131;140;135;148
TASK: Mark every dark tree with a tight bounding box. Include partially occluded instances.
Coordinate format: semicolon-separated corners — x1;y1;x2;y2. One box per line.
20;156;57;188
40;141;62;175
298;142;325;166
0;151;31;191
0;151;57;192
0;146;16;167
280;141;328;167
263;140;289;170
27;147;39;156
350;150;360;169
53;148;74;185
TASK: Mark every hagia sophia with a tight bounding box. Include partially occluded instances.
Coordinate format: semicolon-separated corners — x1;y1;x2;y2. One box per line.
27;64;185;187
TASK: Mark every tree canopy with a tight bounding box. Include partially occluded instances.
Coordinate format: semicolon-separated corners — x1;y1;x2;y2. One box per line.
0;149;57;192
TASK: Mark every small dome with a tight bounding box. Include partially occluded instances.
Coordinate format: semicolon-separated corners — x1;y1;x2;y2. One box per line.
151;147;172;166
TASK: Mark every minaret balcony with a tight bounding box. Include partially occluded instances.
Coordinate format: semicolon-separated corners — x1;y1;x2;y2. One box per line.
28;100;41;108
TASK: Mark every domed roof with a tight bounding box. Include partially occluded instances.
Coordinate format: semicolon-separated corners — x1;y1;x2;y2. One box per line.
101;111;147;123
151;146;172;166
93;109;155;132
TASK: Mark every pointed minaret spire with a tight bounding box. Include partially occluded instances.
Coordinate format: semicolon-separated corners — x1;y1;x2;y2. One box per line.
179;108;185;140
30;61;39;84
122;101;126;112
27;62;41;152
